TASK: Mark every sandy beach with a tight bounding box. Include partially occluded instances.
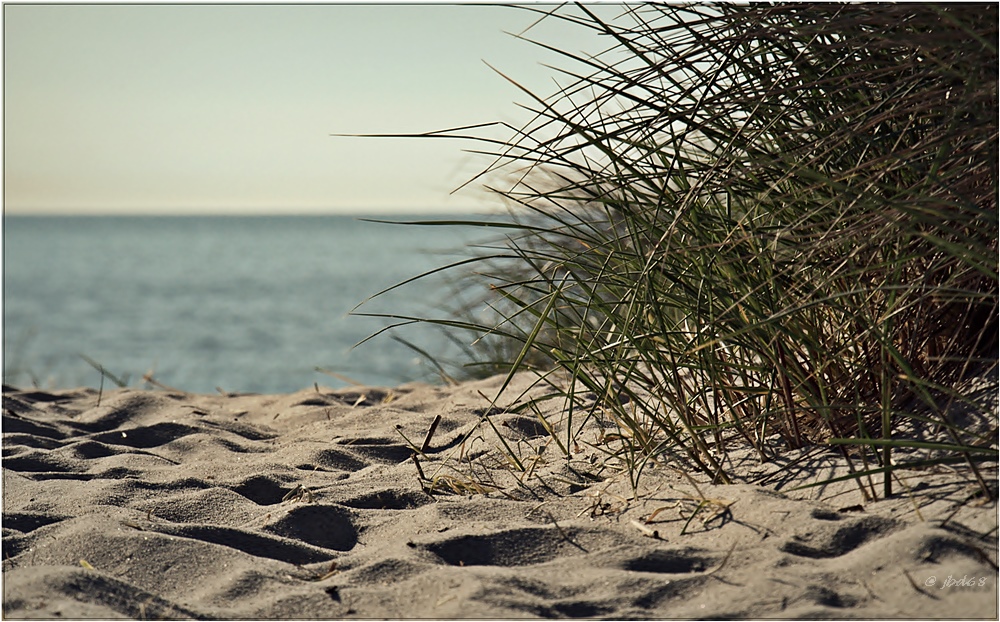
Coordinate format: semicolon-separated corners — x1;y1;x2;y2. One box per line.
5;4;995;619
2;372;997;619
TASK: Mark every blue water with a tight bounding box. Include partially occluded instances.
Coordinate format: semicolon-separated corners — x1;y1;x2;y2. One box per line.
3;214;495;393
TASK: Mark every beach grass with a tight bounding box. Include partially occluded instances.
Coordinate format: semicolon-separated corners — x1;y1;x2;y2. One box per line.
354;4;998;499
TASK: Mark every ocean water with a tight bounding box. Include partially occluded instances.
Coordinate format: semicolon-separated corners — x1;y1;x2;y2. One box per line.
3;214;496;394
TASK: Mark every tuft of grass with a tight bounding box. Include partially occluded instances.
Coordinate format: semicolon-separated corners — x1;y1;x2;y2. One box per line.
352;4;998;500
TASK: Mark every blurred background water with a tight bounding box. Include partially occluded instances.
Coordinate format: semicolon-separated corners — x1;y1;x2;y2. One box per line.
3;214;492;393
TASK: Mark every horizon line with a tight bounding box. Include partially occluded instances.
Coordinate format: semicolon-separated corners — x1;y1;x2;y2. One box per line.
3;206;503;217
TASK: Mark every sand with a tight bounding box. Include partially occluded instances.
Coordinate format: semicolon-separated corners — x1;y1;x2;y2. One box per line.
3;372;997;619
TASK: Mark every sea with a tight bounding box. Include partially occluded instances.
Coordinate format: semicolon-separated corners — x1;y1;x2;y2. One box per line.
3;214;503;394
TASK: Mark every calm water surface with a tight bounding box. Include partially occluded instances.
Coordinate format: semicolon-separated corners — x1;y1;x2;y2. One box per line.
4;215;493;393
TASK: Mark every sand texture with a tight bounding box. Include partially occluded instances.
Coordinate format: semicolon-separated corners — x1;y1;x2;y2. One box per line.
3;373;997;619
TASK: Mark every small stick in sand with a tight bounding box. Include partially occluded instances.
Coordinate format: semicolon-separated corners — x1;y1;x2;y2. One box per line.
142;372;186;394
314;561;339;582
902;568;940;599
545;511;587;552
421;415;442;453
282;484;315;504
630;519;662;540
411;453;427;481
706;542;737;577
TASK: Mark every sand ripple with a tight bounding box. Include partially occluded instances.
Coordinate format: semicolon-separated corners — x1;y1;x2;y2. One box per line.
3;377;996;618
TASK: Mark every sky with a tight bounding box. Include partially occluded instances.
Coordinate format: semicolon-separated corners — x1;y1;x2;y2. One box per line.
4;3;613;215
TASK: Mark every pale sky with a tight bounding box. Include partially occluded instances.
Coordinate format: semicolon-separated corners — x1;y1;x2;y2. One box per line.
4;3;612;215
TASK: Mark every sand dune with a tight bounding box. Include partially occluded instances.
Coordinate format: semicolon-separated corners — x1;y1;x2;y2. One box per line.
3;374;996;619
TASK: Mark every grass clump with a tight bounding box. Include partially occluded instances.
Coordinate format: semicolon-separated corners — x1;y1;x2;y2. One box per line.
355;4;998;499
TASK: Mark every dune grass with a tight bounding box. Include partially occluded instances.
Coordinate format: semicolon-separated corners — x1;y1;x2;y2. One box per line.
353;4;998;500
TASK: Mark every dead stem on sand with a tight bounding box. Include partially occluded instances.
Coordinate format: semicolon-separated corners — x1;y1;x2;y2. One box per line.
282;484;316;504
